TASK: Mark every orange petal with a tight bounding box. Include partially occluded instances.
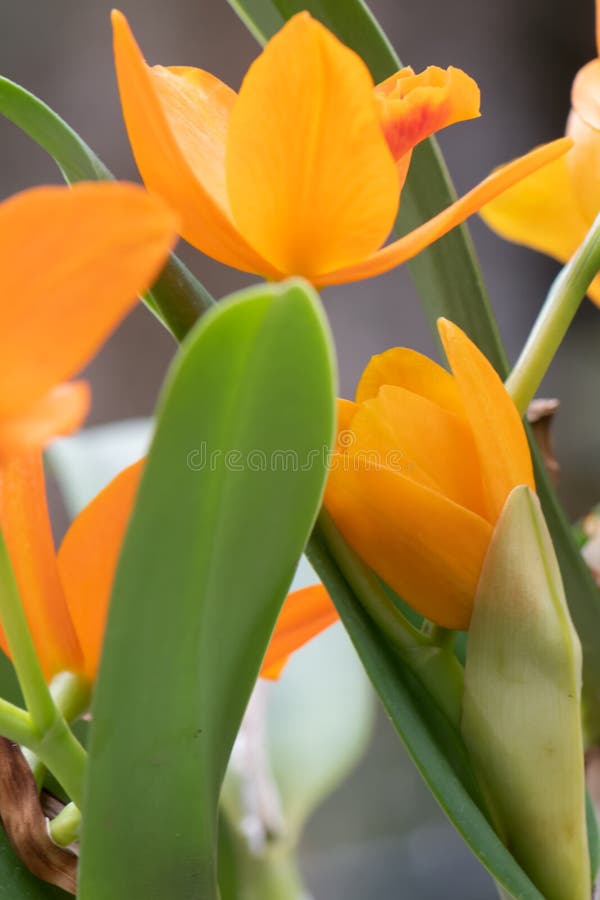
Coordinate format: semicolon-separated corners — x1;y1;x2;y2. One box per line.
438;319;534;523
0;181;177;419
112;11;276;277
355;346;464;417
57;460;143;681
260;584;338;679
567;60;600;223
375;65;480;162
0;452;83;679
353;385;486;515
0;383;90;459
325;456;492;629
317;138;573;285
226;12;399;280
480;152;589;261
335;398;359;452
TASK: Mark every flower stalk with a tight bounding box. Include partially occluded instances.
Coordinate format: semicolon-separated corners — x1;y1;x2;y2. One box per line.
0;527;86;807
316;510;464;728
507;212;600;415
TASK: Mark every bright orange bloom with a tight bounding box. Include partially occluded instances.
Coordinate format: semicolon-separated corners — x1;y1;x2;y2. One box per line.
482;1;600;304
0;182;177;680
112;9;572;287
323;320;534;630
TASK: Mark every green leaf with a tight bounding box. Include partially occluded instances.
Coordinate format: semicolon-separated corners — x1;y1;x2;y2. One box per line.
0;76;215;338
78;278;336;900
586;790;600;882
307;527;545;900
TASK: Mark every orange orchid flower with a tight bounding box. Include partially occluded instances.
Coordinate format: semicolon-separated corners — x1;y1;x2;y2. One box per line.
323;319;534;630
0;182;177;682
482;0;600;304
56;458;337;682
112;9;572;287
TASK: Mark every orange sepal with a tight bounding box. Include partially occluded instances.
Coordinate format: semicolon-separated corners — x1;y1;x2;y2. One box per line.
354;385;486;515
325;456;492;629
0;452;83;679
57;461;143;680
438;319;534;522
0;182;177;419
226;11;399;280
375;65;480;163
260;584;338;679
355;346;465;417
0;383;90;460
317;138;573;286
111;10;277;277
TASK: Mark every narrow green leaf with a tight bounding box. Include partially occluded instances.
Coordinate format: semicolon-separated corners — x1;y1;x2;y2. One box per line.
0;76;215;336
228;0;600;741
306;528;544;900
586;790;600;882
78;279;336;900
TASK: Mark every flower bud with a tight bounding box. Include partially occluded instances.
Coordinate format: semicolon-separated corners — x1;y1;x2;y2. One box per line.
462;486;589;900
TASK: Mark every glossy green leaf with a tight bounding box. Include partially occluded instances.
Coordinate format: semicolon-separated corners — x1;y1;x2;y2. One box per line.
78;278;336;900
306;526;545;900
0;76;215;338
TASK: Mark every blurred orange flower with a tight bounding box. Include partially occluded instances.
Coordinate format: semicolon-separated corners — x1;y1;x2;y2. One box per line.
57;459;337;682
482;1;600;304
112;9;571;287
323;320;535;630
0;182;177;681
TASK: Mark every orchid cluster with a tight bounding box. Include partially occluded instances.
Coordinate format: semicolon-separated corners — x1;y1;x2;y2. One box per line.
0;3;599;899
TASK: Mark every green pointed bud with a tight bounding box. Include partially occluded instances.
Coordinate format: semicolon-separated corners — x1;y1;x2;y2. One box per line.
462;485;590;900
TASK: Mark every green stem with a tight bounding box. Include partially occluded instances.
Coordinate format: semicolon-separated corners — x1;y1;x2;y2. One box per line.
27;671;91;790
316;511;464;727
0;528;57;734
50;671;91;723
32;716;86;810
241;849;310;900
48;801;81;846
0;696;35;746
0;529;88;805
507;212;600;415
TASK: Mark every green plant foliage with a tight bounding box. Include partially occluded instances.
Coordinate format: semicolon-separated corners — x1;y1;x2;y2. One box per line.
78;279;336;899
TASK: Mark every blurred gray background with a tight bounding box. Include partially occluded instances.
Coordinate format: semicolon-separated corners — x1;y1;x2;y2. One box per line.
1;0;597;896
